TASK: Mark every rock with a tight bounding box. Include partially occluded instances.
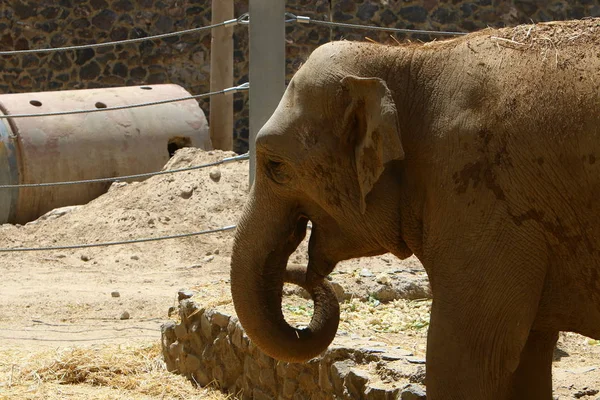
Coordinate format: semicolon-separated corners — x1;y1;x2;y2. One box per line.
364;384;400;400
401;384;427;400
346;368;370;398
36;206;80;222
214;248;220;255
399;6;428;23
231;323;245;349
130;255;139;261
259;367;277;388
360;268;374;277
178;289;194;301
80;254;91;262
376;273;390;285
193;368;211;386
381;348;414;361
109;182;127;191
209;168;221;182
331;281;346;301
283;378;298;398
431;6;459;24
331;360;355;394
120;311;130;320
167;306;177;317
379;9;398;26
184;353;200;372
79;61;101;80
393;279;432;300
566;366;597;374
573;388;599;398
113;0;134;11
356;1;379;21
203;255;215;263
373;285;397;302
406;356;426;364
174;322;188;341
92;9;118;30
409;367;426;384
318;362;333;391
75;48;95;66
211;310;230;328
179;184;194;199
112;63;128;78
111;291;120;298
200;312;214;340
252;388;272;400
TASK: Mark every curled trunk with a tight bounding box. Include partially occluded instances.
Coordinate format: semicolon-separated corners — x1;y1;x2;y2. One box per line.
230;189;340;362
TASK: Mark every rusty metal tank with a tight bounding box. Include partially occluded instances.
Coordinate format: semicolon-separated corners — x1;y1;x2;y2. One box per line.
0;84;211;224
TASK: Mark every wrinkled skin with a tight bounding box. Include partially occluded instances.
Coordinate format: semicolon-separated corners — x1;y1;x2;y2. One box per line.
230;22;600;399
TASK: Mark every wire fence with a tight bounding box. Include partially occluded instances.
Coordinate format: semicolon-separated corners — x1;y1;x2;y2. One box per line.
0;225;237;252
0;83;249;119
0;153;249;188
286;13;467;36
0;13;467;58
0;16;246;56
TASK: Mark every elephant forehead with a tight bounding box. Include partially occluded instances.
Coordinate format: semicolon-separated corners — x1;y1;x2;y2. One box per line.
256;115;319;152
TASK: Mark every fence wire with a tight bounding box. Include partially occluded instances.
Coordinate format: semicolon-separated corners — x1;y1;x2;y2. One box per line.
0;153;249;188
286;13;467;36
0;83;249;119
0;225;237;252
0;16;245;56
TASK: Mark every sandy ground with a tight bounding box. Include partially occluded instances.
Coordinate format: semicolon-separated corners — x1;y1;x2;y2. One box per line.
0;148;598;399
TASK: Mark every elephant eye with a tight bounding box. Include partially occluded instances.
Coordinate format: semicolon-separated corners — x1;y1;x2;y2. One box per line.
266;159;291;184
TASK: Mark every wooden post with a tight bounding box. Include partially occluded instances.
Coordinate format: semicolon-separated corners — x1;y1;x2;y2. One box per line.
249;0;286;185
209;0;234;150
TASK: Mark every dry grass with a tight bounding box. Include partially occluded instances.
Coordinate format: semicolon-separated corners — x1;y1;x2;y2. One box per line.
492;17;600;50
0;342;233;400
283;295;431;335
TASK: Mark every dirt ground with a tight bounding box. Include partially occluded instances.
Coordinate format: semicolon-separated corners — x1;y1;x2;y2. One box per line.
0;148;598;399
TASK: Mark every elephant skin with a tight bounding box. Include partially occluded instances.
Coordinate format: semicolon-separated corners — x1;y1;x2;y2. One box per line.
230;18;600;399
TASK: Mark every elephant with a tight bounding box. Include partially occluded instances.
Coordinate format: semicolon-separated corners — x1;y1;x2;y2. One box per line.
230;18;600;399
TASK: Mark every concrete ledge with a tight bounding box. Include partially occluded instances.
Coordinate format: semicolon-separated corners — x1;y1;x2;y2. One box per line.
161;298;427;399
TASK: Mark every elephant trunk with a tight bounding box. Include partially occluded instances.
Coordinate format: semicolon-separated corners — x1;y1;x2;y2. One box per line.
230;187;340;363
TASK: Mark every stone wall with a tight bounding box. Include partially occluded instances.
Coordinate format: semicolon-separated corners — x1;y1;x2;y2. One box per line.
161;296;428;399
1;1;599;153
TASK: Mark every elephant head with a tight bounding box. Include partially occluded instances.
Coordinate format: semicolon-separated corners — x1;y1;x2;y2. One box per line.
231;42;413;363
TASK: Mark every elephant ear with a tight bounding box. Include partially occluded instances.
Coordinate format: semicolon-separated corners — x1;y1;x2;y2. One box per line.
341;76;405;214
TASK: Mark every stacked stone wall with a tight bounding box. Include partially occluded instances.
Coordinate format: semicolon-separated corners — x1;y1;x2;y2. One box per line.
0;0;598;153
162;298;429;399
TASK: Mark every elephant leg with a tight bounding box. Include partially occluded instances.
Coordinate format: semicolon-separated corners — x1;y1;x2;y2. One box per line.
424;247;547;399
508;330;558;400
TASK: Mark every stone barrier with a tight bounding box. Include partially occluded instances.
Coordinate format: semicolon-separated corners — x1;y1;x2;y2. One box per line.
161;296;428;399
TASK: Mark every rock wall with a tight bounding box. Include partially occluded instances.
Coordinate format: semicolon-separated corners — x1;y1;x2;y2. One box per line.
1;0;598;153
161;296;428;399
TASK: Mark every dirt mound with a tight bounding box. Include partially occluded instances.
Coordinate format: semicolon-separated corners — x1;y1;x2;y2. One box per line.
4;148;247;257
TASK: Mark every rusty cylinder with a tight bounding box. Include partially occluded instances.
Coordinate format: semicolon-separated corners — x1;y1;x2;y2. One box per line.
0;84;211;224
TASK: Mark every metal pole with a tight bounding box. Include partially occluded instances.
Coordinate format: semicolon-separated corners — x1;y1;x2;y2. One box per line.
209;0;234;150
249;0;286;186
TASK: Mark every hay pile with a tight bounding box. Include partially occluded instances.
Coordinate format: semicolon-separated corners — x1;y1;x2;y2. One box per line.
0;343;232;399
491;17;600;50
